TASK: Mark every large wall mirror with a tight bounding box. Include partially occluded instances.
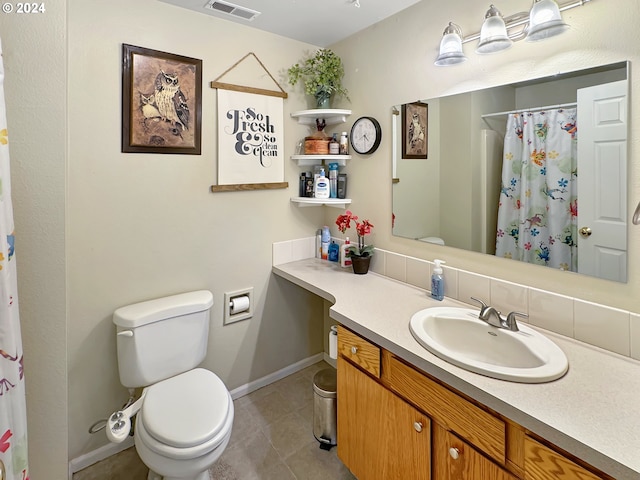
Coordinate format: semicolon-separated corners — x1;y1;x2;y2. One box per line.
392;61;629;282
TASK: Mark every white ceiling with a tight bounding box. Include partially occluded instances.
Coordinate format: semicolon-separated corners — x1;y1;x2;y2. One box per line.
157;0;423;47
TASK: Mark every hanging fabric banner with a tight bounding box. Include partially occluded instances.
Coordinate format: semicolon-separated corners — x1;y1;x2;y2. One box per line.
0;38;30;480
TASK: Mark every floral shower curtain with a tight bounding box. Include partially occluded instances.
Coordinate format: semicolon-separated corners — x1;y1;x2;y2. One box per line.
0;39;30;480
495;108;578;271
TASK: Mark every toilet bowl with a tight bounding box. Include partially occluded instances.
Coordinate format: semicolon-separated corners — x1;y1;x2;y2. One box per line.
135;369;234;480
108;291;234;480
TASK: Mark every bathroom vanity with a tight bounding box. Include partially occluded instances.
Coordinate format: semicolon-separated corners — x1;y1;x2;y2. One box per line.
272;258;640;479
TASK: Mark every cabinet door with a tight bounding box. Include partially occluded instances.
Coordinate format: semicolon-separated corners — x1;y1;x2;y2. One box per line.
337;357;431;480
433;423;518;480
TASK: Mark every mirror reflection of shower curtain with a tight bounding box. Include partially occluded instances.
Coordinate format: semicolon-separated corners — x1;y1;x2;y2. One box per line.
0;39;30;480
495;108;578;271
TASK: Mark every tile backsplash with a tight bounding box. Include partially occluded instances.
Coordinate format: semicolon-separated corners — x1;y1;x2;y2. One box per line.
273;239;638;362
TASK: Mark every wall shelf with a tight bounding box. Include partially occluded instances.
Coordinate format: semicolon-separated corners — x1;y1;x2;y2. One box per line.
290;197;351;209
291;109;352;126
291;154;351;167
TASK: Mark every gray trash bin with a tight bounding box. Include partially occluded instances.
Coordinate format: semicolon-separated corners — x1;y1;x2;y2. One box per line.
312;368;337;450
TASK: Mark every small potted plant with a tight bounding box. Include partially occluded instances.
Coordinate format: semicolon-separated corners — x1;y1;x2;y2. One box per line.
288;48;350;109
336;210;374;274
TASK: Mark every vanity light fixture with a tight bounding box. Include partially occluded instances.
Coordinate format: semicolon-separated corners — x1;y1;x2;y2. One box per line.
434;22;467;66
526;0;569;41
435;0;592;66
476;5;513;54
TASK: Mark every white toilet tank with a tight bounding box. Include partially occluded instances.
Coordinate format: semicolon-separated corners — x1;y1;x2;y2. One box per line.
113;290;214;388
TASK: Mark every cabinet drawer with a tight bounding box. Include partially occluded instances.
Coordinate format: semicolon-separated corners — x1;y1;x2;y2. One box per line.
384;353;506;464
433;423;518;480
337;326;381;378
524;436;605;480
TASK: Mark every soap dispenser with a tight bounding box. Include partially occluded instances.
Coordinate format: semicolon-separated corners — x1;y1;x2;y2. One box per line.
431;259;446;301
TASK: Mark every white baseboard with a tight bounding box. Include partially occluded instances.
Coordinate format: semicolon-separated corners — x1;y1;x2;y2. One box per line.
68;353;326;478
229;352;325;399
68;436;134;479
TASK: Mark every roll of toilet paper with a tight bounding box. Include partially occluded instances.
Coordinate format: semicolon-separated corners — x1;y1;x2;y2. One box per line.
229;295;250;315
329;325;338;360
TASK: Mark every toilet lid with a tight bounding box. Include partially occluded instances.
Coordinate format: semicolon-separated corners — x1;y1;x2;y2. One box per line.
141;368;231;448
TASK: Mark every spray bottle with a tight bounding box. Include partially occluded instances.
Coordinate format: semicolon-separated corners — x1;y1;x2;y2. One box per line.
431;259;446;301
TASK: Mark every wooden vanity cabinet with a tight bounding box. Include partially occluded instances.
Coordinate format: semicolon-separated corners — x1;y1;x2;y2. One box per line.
337;357;431;480
336;326;612;480
432;423;518;480
524;436;608;480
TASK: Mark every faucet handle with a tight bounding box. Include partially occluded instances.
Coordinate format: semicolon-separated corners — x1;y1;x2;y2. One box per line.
505;311;528;331
470;297;489;314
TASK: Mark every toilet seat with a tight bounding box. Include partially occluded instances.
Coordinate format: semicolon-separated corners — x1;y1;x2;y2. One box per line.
136;368;233;460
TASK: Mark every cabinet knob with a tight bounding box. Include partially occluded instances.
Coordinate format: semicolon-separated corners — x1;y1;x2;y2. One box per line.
449;447;460;460
413;421;423;433
351;346;358;354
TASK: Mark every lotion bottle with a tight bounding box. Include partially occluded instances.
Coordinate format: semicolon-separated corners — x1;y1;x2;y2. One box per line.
314;168;330;199
431;259;446;301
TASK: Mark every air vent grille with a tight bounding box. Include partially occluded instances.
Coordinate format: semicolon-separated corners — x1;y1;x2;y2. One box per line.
204;0;261;21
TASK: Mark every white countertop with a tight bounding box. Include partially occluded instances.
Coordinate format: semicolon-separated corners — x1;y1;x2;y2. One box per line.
273;258;640;480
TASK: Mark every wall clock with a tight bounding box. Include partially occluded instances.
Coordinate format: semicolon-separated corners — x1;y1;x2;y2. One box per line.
350;116;382;155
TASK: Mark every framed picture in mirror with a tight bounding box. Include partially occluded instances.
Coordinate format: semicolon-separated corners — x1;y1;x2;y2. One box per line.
401;101;428;159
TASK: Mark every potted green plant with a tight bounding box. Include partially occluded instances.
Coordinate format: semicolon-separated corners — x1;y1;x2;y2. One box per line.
288;49;350;109
336;210;374;274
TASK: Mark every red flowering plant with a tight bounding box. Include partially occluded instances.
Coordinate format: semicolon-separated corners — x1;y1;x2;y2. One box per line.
335;210;375;258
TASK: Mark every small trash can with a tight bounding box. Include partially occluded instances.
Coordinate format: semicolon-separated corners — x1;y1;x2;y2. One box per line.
312;368;337;450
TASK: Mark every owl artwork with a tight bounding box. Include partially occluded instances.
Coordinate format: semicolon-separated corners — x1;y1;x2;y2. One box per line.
408;113;425;149
139;93;161;128
153;70;190;132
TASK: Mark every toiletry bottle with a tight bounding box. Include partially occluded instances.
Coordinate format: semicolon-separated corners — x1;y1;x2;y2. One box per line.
329;133;339;154
299;172;307;197
316;228;322;259
339;131;349;155
314;168;330;199
431;259;446;301
305;171;314;197
340;237;352;267
321;226;330;260
337;173;347;199
328;241;340;262
329;163;339;198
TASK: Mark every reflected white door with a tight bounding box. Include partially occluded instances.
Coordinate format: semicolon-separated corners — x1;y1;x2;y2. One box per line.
577;80;627;282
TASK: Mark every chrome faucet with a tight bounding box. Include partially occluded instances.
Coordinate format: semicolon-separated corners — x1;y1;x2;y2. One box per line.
470;297;528;332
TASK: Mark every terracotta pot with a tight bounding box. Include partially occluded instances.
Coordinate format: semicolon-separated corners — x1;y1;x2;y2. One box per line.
351;255;371;275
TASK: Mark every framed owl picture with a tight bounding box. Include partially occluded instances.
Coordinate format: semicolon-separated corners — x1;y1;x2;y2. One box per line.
122;44;202;154
401;101;428;159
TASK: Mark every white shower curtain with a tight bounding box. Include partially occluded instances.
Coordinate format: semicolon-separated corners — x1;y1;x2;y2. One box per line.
0;39;30;480
495;108;578;271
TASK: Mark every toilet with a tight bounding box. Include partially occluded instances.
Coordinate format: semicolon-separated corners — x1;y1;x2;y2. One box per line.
111;290;233;480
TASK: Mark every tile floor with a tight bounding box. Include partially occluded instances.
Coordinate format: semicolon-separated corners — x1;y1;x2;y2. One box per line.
73;361;356;480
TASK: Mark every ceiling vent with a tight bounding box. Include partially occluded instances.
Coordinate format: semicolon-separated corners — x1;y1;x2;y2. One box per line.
204;0;261;21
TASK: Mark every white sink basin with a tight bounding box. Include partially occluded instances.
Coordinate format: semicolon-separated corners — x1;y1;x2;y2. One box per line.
409;307;568;383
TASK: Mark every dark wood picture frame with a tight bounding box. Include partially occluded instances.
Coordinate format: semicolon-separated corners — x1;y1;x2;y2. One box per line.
122;44;202;154
401;101;428;159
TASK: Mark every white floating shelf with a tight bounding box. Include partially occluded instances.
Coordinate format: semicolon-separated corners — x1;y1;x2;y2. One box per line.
290;197;351;209
291;154;351;167
291;109;352;127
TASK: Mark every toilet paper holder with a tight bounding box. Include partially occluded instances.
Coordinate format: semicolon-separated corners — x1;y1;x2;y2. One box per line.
224;288;254;325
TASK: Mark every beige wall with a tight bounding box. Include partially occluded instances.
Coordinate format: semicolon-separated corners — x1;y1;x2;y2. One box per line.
66;0;329;460
3;0;640;475
0;2;68;478
331;0;640;312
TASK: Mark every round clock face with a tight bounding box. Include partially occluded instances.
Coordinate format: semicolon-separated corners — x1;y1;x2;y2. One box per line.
350;116;382;154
